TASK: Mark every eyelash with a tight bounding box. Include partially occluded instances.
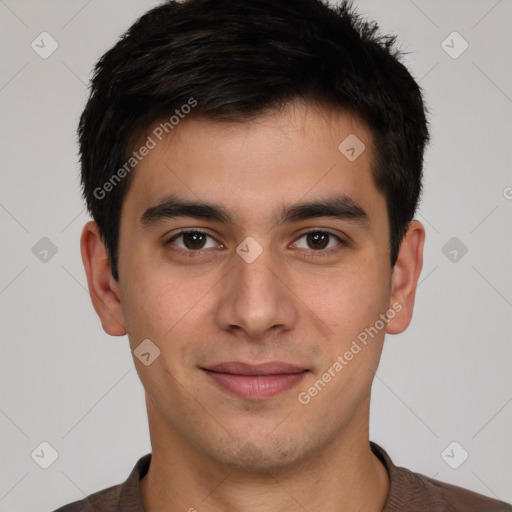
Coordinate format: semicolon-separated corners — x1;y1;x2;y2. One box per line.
165;229;346;259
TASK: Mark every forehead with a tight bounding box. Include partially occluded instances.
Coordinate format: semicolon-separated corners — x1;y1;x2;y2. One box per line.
121;101;385;227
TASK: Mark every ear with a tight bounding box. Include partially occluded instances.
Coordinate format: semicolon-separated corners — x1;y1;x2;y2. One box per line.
386;220;425;335
80;220;127;336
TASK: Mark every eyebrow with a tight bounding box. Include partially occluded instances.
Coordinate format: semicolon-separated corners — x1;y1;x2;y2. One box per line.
140;194;370;230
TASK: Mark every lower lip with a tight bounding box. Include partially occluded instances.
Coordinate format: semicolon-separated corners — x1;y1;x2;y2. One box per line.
203;370;308;400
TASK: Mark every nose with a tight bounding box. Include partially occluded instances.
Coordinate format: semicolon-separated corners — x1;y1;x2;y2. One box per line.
215;241;299;342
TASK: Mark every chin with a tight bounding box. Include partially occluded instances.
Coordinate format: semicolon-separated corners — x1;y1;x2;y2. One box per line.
213;437;306;473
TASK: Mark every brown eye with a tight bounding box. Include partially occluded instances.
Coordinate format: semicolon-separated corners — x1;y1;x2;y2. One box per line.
182;232;207;250
306;231;329;250
292;230;346;258
167;231;218;251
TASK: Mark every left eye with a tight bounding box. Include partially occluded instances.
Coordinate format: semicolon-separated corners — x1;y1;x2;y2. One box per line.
167;231;219;251
293;231;343;251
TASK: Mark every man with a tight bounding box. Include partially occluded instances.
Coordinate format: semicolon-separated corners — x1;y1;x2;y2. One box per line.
54;0;512;510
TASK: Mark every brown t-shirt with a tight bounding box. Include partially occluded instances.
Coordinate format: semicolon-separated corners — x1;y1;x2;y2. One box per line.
53;442;512;511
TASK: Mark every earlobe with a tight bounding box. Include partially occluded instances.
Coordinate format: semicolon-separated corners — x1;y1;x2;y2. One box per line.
80;221;127;336
386;220;425;335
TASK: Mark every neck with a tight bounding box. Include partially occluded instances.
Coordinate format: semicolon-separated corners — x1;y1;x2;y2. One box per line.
140;398;389;512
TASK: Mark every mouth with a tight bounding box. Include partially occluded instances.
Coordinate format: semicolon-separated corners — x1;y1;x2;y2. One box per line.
201;361;309;400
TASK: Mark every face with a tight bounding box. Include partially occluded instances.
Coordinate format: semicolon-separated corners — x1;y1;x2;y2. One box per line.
82;100;423;471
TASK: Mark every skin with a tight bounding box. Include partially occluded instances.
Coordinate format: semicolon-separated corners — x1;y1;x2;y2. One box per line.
81;100;425;512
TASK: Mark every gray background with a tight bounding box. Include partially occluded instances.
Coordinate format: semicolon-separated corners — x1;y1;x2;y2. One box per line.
0;0;511;510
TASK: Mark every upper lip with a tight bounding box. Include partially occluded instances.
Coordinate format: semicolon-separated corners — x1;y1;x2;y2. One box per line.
203;361;308;376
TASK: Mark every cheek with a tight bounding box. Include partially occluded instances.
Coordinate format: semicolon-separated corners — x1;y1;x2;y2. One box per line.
119;262;217;368
120;267;184;346
295;259;390;345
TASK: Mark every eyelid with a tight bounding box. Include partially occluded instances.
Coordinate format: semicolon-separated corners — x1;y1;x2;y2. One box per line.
296;227;346;240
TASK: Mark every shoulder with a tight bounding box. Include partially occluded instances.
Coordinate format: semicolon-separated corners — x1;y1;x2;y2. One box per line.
51;452;151;511
370;442;512;512
398;465;512;512
51;483;122;512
